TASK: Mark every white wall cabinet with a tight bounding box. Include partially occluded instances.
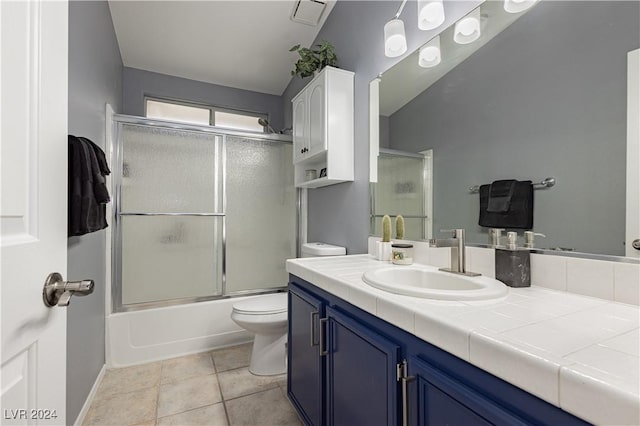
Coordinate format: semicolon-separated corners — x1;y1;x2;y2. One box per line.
291;66;354;188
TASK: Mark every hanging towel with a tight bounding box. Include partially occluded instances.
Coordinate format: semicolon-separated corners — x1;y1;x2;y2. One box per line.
486;179;517;213
478;180;533;229
68;135;110;236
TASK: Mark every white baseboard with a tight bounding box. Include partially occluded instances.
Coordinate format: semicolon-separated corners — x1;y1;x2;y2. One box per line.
74;364;106;426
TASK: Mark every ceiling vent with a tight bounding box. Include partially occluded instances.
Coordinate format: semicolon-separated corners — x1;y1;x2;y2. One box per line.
290;0;327;26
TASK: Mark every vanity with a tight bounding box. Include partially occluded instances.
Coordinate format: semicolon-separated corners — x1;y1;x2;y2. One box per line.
285;248;639;426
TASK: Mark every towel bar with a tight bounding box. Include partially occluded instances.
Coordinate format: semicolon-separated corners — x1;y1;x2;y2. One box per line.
469;177;556;194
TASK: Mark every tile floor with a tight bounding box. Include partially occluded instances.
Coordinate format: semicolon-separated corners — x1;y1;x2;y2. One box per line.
83;343;302;426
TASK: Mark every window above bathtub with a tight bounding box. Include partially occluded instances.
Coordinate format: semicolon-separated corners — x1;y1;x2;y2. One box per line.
145;97;267;133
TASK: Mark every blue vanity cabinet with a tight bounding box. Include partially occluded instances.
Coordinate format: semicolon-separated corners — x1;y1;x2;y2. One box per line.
407;356;526;426
326;306;400;426
288;275;590;426
288;285;325;426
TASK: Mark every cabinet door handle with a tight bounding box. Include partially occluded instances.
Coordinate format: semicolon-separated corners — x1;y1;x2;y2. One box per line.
319;317;329;356
301;148;304;154
398;360;415;426
310;311;319;347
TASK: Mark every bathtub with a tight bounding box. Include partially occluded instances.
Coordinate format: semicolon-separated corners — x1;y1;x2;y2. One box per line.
106;295;266;367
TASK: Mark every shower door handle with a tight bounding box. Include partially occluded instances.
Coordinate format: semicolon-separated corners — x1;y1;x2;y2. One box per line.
42;272;94;307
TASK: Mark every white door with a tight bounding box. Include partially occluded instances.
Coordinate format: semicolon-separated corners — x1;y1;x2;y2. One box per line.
627;49;639;258
1;1;69;425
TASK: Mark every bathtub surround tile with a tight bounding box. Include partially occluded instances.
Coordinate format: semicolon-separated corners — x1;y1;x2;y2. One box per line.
161;352;215;384
157;403;228;426
530;254;567;291
97;361;162;397
225;387;301;426
218;367;285;400
211;343;252;372
157;374;222;418
614;263;640;305
83;386;158;426
566;257;614;300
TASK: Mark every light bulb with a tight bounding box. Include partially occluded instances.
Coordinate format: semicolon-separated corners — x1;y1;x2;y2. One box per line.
417;0;445;31
504;0;538;13
418;36;441;68
384;19;407;58
453;8;481;45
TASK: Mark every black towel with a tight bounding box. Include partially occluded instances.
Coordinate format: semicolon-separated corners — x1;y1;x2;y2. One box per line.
487;180;516;213
68;135;110;236
479;180;533;229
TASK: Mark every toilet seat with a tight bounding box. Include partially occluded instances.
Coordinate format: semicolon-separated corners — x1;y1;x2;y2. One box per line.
232;293;287;315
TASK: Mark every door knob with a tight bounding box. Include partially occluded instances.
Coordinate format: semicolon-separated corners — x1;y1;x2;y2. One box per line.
42;272;94;307
633;239;640;250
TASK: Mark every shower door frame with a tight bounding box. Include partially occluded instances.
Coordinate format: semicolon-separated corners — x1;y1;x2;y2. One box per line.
111;115;299;313
370;148;433;240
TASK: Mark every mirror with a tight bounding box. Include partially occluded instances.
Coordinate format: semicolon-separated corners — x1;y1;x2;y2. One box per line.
370;1;640;257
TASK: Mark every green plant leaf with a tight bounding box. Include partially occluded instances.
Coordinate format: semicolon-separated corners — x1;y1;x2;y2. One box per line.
289;44;300;52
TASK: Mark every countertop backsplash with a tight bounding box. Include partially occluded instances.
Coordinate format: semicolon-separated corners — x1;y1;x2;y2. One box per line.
367;237;640;306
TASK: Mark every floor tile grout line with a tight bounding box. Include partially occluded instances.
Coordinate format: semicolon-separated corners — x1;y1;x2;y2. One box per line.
222;383;284;403
211;352;232;426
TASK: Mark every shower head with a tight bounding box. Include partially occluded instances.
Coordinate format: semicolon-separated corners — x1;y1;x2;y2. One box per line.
258;118;277;134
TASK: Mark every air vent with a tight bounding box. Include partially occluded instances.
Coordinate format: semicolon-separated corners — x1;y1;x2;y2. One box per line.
290;0;327;26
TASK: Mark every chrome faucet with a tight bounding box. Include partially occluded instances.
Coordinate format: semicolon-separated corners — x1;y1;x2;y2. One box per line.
429;229;480;277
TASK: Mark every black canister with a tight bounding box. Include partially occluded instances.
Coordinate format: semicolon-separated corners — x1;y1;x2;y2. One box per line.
494;231;531;288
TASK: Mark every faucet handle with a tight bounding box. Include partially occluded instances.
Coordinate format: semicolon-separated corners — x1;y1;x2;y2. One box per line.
440;229;465;238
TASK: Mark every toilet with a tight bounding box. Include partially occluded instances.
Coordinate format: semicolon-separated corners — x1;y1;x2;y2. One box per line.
231;242;346;376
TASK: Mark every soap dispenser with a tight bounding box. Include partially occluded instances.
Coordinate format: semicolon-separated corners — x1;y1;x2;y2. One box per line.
495;231;531;288
524;231;545;249
488;228;505;248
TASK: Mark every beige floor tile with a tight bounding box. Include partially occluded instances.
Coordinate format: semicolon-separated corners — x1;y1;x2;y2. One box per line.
97;362;162;397
157;374;222;418
211;343;252;372
83;387;158;426
218;367;285;401
225;388;301;426
157;403;228;426
161;352;216;384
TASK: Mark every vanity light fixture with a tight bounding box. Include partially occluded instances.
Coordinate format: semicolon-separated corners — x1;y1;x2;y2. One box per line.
453;8;481;45
384;0;408;58
418;36;441;68
504;0;538;14
417;0;445;31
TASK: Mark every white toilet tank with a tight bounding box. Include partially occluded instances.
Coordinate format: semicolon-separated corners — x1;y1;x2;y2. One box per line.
301;242;346;258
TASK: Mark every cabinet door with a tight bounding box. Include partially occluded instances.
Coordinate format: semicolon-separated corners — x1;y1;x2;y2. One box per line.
288;286;324;426
292;94;308;163
307;76;327;158
408;356;528;426
326;307;400;426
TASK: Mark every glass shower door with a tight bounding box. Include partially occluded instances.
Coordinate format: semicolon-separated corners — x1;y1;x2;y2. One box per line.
117;124;224;307
371;151;430;240
224;135;295;294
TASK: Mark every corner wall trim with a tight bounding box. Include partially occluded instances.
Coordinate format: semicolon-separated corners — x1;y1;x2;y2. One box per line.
73;364;106;426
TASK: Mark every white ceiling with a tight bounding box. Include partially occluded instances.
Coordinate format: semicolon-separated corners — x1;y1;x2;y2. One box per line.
108;1;335;96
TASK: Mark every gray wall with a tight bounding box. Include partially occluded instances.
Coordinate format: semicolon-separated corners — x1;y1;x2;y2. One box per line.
388;1;639;255
282;1;481;254
68;1;123;423
123;67;285;131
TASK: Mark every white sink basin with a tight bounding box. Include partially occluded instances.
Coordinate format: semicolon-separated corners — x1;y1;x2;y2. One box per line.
362;265;508;301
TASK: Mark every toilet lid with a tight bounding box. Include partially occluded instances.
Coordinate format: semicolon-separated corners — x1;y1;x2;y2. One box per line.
233;293;287;315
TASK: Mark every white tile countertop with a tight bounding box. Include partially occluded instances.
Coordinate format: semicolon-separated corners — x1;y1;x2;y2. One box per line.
286;254;640;426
